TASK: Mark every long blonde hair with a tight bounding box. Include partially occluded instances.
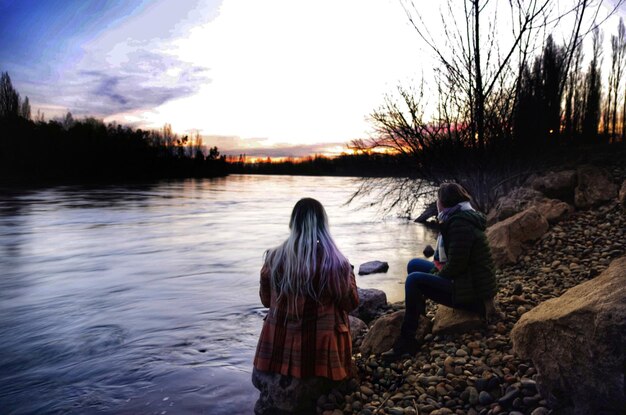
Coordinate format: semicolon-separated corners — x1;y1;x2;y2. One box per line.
265;198;351;314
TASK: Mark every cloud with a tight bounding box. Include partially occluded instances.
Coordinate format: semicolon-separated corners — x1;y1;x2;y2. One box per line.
8;0;217;120
204;135;352;157
21;47;210;120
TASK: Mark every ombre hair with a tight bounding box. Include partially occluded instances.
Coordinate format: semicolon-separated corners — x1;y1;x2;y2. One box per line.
265;198;352;314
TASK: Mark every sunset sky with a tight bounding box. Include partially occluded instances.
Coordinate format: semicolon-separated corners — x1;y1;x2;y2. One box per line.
1;0;624;157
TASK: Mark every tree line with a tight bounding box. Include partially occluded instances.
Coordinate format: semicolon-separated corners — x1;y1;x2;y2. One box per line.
351;0;626;214
227;152;415;177
0;72;227;184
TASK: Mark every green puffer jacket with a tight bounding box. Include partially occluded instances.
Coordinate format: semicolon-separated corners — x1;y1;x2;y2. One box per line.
437;210;497;304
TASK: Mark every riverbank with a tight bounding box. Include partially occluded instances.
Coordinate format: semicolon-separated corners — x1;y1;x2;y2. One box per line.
318;164;625;415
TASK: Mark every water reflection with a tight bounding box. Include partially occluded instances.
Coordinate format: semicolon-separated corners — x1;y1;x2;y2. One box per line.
0;175;435;414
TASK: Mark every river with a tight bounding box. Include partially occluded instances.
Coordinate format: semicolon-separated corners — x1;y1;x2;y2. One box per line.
0;175;436;414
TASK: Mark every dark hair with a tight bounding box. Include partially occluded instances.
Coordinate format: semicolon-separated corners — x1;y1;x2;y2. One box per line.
289;197;326;232
437;182;472;208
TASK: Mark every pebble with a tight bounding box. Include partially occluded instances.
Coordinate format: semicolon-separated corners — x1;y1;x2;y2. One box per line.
520;378;537;391
478;391;493;405
467;386;479;405
360;386;374;396
497;387;519;406
522;395;540;406
321;185;626;415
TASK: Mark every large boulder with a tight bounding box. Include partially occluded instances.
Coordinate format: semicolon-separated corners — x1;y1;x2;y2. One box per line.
487;186;573;226
530;170;577;202
511;256;626;414
619;179;626;211
574;165;619;208
358;261;389;275
486;187;545;225
486;207;549;266
349;288;387;322
534;199;574;224
432;306;484;335
360;310;432;355
252;367;335;414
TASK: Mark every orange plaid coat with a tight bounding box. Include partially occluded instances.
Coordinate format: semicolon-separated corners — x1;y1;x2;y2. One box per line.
253;263;359;381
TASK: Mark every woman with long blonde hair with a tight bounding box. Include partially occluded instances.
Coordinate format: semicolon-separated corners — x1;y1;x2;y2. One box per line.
252;198;358;414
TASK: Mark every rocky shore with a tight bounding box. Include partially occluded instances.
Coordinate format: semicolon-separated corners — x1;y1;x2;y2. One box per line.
316;164;626;415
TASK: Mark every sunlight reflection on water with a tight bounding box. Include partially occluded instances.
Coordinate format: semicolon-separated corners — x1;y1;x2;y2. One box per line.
0;175;436;414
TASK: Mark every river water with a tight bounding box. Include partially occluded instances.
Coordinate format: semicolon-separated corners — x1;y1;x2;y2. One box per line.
0;175;436;414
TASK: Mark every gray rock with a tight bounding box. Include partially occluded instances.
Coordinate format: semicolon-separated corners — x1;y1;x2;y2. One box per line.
511;256;626;414
252;367;335;414
478;390;493;405
358;260;389;275
574;165;619;208
530;408;550;415
522;396;540;406
467;386;479;405
349;315;367;341
520;378;537;391
423;244;435;258
497;387;519;406
349;287;387;322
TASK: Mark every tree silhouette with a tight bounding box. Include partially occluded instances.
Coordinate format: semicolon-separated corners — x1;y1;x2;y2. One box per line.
0;72;19;118
0;71;228;183
607;18;626;140
583;28;603;141
351;0;620;213
19;96;31;120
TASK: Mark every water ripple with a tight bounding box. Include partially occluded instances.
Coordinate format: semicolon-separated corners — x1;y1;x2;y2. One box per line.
0;175;435;414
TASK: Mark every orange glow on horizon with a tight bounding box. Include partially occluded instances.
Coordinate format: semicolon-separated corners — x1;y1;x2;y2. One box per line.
223;145;400;164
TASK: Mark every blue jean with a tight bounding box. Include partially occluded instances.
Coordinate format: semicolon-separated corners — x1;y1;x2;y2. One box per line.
401;258;484;336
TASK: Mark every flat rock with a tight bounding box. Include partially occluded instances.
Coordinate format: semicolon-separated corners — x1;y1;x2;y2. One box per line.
358;260;389;275
511;256;626;414
349;288;387;322
360;310;432;355
574;165;619;208
432;305;484;335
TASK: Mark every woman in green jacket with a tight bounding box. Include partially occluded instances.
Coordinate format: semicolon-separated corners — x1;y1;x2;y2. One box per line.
384;182;497;359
